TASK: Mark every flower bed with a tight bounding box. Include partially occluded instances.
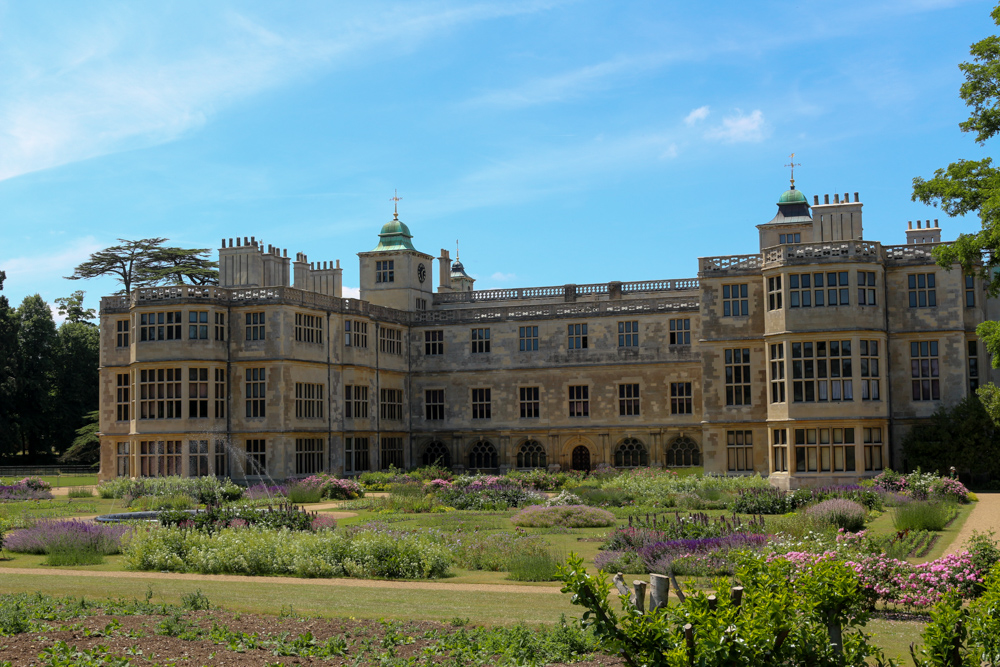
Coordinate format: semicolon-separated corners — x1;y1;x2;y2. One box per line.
158;503;319;533
123;523;451;579
295;473;364;500
510;505;615;528
435;475;543;510
4;519;131;555
873;469;970;503
0;477;53;501
97;476;242;503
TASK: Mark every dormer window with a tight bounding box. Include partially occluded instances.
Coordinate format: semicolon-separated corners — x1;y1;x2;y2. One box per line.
779;233;800;244
376;260;394;283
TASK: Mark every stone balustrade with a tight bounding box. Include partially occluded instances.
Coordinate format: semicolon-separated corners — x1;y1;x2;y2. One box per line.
432;278;699;305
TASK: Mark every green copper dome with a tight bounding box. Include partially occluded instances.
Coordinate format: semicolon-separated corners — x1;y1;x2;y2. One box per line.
778;188;808;204
372;214;416;252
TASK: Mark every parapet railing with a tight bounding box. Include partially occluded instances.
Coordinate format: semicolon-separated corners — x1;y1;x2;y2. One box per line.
432;278;699;305
762;240;881;267
882;242;945;265
413;295;700;324
104;286;411;325
698;254;763;275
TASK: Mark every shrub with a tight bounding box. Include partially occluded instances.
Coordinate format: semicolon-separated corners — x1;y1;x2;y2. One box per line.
45;546;104;567
965;530;1000;586
0;478;53;501
158;503;316;533
546;490;583;506
436;476;543;510
505;469;566;491
593;550;646;574
806;499;867;532
573;487;635;507
298;473;364;500
445;530;551;571
123;524;451;579
603;512;766;552
405;465;453;482
638;533;771;576
732;486;791;514
97;476;242;503
286;482;323;504
129;493;197;511
930;476;970;503
600;470;770;508
893;500;955;531
67;487;94;498
510;505;615;528
358;468;403;491
506;552;562;581
3;520;131;555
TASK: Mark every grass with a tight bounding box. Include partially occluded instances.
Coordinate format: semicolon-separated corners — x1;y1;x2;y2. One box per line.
0;572;579;624
44;547;105;567
67;486;95;498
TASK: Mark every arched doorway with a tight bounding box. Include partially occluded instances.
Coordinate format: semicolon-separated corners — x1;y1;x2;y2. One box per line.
571;445;591;471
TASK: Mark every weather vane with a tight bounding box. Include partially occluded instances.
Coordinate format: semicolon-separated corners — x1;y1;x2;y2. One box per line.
390;189;402;218
785;153;801;189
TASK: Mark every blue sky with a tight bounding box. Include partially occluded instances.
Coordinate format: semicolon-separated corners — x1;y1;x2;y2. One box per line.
0;0;994;315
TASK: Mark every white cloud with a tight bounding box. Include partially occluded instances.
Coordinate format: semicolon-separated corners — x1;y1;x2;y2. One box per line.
0;2;561;182
490;272;516;282
0;236;103;285
342;286;361;299
684;106;710;125
705;109;767;143
465;52;673;109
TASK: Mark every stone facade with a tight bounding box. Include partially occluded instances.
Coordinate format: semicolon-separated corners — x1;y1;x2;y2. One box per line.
97;188;996;488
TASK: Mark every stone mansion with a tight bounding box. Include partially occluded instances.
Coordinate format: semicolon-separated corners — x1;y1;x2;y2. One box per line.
97;184;997;488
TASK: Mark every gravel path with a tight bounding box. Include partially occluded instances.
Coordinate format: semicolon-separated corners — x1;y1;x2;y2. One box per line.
945;492;1000;555
0;566;562;593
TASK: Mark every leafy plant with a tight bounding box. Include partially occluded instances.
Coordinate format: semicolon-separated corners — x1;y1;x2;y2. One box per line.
806;499;867;532
510;505;615;528
893;500;956;531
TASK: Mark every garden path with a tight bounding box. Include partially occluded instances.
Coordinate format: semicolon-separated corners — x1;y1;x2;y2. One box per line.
944;492;1000;555
0;567;562;594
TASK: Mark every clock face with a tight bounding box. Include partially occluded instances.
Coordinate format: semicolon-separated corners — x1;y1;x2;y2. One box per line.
417;263;426;283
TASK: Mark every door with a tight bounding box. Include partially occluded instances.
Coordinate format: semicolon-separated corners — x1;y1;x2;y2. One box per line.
571;445;591;471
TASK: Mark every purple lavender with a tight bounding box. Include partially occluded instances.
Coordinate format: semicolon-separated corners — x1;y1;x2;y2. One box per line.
4;520;131;555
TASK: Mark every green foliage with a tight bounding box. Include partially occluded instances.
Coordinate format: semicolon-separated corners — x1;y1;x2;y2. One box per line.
805;499;867;532
510;504;616;528
0;273;18;459
506;552;563;581
912;4;1000;363
44;546;104;566
893;501;956;531
123;525;452;579
967;531;1000;589
68;486;95;498
97;476;242;503
902;394;1000;479
286;482;323;504
54;291;95;324
13;294;57;459
180;589;211;611
66;237;218;293
131;493;197;511
60;412;100;465
601;469;771;508
358;467;400;491
558;552;889;667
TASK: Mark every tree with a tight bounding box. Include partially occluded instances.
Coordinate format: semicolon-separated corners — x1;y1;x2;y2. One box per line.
0;271;19;457
912;3;1000;358
13;295;57;458
66;237;165;295
66;238;219;294
901;394;1000;479
144;244;219;286
54;290;95;324
59;411;100;465
50;321;99;454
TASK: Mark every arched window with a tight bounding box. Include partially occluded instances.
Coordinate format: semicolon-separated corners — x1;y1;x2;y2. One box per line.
421;441;451;468
614;438;648;468
468;440;498;470
666;437;701;467
516;440;547;469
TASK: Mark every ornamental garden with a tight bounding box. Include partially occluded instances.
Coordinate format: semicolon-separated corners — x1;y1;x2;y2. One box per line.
0;467;998;666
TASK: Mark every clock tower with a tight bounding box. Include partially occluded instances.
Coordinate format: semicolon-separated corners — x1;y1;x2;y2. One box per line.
358;207;435;311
